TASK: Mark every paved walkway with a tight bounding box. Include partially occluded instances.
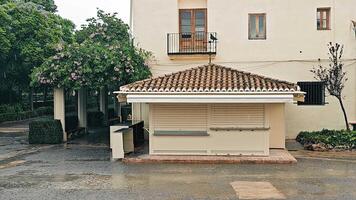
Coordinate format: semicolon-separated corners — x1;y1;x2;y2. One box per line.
1;126;356;199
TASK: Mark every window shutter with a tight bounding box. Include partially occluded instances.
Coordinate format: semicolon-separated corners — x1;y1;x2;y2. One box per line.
153;104;207;131
211;104;265;128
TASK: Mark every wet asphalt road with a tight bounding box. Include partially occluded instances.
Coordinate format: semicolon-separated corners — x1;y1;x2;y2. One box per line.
0;125;356;199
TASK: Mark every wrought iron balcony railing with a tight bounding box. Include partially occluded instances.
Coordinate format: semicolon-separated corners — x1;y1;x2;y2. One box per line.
167;32;217;55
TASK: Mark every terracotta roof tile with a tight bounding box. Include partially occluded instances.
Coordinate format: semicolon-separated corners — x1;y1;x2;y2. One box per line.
120;64;300;93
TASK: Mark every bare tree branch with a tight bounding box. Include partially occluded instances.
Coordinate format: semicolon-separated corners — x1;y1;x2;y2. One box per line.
311;42;350;131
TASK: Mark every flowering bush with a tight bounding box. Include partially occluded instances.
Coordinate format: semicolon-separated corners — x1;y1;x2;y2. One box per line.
31;10;151;90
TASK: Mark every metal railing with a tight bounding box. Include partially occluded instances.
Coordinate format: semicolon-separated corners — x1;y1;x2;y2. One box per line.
167;32;217;55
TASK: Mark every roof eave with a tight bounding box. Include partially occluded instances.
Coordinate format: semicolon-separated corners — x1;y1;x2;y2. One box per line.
115;92;305;104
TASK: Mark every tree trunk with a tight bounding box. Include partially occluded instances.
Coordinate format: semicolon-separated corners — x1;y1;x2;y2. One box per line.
337;97;350;131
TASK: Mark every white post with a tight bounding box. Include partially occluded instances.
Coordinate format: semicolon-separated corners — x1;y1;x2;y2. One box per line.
54;88;66;142
100;87;108;124
78;88;87;129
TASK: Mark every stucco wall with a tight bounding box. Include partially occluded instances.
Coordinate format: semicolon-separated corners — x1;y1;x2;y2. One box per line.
131;0;356;139
148;103;285;155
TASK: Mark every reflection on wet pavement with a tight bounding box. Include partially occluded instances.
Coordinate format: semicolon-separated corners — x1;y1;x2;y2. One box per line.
0;133;356;199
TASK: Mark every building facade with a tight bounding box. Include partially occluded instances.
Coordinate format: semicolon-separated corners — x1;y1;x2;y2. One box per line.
129;0;356;139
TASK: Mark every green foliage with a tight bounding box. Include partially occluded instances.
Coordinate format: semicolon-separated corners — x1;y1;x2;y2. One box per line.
297;129;356;149
0;103;25;113
0;1;74;103
0;0;57;12
0;105;53;123
34;106;53;115
31;9;152;91
87;111;104;127
29;118;63;144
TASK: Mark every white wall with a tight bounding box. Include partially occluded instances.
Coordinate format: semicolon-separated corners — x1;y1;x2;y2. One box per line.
148;103;280;155
131;0;356;138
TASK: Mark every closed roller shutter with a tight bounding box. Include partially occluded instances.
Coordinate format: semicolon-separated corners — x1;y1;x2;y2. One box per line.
211;104;265;128
153;104;207;130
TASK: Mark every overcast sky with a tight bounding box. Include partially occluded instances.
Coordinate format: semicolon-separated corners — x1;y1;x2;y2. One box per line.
55;0;130;29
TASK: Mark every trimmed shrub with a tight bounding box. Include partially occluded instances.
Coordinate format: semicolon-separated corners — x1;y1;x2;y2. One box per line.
35;107;53;116
297;129;356;150
87;111;104;127
29;119;63;144
18;111;37;120
0;106;53;123
0;104;24;113
0;113;17;122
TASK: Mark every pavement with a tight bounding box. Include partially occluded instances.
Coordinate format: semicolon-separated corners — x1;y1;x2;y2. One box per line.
0;121;356;199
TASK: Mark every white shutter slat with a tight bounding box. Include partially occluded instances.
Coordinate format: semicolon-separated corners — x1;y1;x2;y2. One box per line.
211;104;265;128
153;104;207;130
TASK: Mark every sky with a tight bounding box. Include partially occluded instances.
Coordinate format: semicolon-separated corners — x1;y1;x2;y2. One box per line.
55;0;130;29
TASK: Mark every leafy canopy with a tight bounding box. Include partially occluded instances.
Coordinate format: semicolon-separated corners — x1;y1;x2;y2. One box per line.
31;10;152;90
0;0;57;12
0;1;74;91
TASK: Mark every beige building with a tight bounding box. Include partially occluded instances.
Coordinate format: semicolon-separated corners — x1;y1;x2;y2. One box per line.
118;0;356;155
119;64;304;155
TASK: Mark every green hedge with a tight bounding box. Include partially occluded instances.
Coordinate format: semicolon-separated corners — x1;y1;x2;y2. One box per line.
0;106;53;123
0;104;25;113
29;119;63;144
35;107;53;116
87;111;104;127
296;129;356;149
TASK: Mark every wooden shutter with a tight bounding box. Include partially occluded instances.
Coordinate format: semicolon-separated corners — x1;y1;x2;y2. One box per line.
210;104;265;128
153;104;207;130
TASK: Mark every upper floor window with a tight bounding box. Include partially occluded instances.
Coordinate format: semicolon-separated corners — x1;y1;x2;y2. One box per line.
317;8;331;30
179;9;207;52
249;14;266;40
297;81;325;106
179;9;207;34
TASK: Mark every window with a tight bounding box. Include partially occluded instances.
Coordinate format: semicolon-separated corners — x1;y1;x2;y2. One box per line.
297;82;325;105
210;104;265;128
179;9;207;51
249;14;266;40
317;8;331;30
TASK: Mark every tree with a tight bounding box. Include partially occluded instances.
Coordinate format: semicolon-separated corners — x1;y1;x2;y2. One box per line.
0;1;74;104
311;43;350;131
0;0;57;12
31;10;151;92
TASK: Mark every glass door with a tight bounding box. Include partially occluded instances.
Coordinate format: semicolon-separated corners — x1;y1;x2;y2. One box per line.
179;9;207;53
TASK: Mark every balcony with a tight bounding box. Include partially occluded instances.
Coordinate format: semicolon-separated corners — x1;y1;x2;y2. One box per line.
167;32;217;55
